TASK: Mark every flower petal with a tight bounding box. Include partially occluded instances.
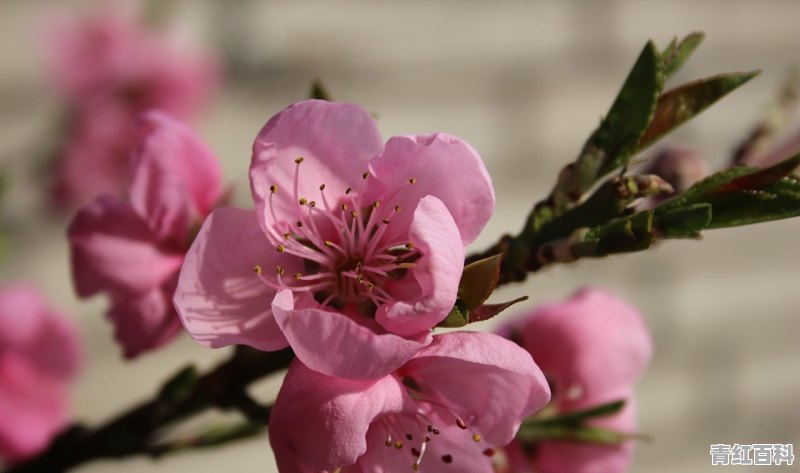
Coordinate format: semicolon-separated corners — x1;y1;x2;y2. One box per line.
128;111;222;242
270;360;410;471
376;196;463;336
517;287;652;400
107;287;182;359
403;332;551;446
249;100;383;229
271;290;431;380
68;195;183;298
174;207;295;351
364;133;494;245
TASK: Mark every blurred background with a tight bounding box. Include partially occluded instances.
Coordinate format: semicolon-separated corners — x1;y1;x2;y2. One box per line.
1;0;799;471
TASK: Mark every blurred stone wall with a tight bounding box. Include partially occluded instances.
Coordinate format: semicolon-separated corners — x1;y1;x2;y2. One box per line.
0;0;798;471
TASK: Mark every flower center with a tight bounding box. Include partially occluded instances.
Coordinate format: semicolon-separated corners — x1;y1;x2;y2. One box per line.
254;157;420;315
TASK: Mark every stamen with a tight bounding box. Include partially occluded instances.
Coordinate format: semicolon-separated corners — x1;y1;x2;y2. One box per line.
309;201;316;207
296;221;303;227
253;264;262;275
283;233;291;240
373;201;381;209
299;197;308;205
362;171;369;179
294;273;302;281
319;184;326;191
409;177;417;184
395;442;403;450
276;266;285;275
456;419;467;430
295;156;304;164
472;434;481;442
395;205;402;213
441;455;453;464
345;187;352;195
269;185;278;193
483;448;495;457
276;245;285;253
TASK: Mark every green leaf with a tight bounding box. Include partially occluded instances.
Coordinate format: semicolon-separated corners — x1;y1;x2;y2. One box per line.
638;71;761;150
457;254;503;310
440;304;469;328
550;41;664;211
309;78;332;101
661;32;705;78
656;154;800;228
654;203;712;237
531;400;627;427
469;296;529;323
585;210;656;256
158;365;198;403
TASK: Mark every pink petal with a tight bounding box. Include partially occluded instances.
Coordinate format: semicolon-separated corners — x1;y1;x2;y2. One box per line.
0;353;69;464
249;100;383;229
269;360;410;471
68;195;183;298
128;111;222;242
107;287;183;359
271;290;431;380
518;287;652;401
0;284;81;381
174;207;294;351
376;196;463;336
363;133;494;245
404;332;551;446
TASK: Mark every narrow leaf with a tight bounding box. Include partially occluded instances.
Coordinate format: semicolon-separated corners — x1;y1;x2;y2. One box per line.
469;296;529;323
158;365;198;403
309;78;332;101
654;203;712;237
530;400;627;427
638;71;761;150
457;254;503;310
662;32;705;78
440;305;469;328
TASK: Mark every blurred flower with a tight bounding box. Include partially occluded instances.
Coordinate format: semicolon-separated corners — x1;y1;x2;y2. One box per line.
174;99;495;380
43;6;220;208
68;112;222;358
269;331;550;473
0;284;81;464
498;287;652;473
645;147;709;195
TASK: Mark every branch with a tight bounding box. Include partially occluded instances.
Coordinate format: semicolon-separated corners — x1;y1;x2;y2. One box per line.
4;347;294;473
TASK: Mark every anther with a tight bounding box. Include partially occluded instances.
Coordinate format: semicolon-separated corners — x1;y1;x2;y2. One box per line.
405;243;414;250
395;442;403;450
412;465;420;471
295;156;304;164
309;201;316;207
294;273;302;281
395;205;401;213
427;426;433;433
283;233;291;240
373;201;381;209
276;245;285;253
351;211;358;218
253;264;262;275
483;448;495;457
406;434;413;441
366;282;375;291
319;184;326;191
296;221;303;228
432;429;440;435
472;434;481;442
409;177;417;184
345;187;352;194
411;447;420;457
341;204;348;211
276;266;285;275
385;440;393;447
299;197;308;205
269;185;278;193
441;455;453;464
324;240;334;247
382;219;390;225
362;171;369;179
456;419;467;430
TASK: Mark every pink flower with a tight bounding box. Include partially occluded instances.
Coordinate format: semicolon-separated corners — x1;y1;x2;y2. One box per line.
68;112;222;358
269;331;551;473
174;100;495;380
43;7;220;207
500;287;652;473
0;284;81;464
